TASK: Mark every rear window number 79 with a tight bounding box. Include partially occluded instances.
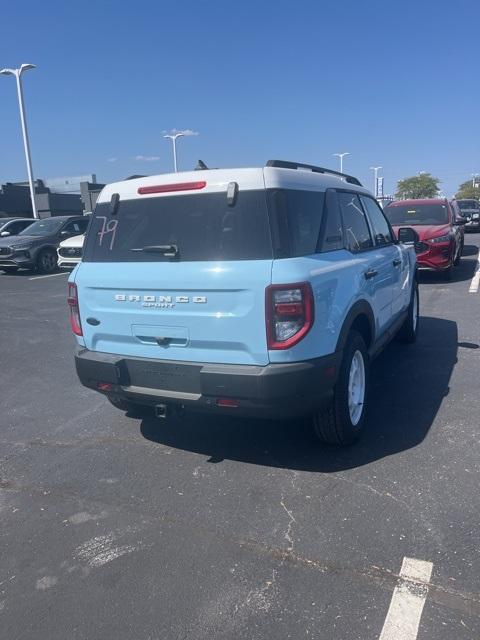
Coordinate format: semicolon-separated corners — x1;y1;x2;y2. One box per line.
97;217;119;250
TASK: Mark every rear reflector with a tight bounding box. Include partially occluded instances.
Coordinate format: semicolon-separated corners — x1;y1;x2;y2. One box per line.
216;398;239;408
97;382;113;392
138;181;206;195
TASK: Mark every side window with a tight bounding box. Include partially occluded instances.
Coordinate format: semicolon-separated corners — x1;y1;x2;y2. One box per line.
64;219;88;234
359;196;393;246
338;192;373;252
318;189;344;252
267;189;325;257
63;221;77;234
77;218;89;233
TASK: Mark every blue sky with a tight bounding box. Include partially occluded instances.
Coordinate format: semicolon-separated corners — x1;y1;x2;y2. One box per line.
0;0;479;196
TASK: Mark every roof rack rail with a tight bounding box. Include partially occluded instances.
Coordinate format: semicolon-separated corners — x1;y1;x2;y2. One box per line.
266;160;363;187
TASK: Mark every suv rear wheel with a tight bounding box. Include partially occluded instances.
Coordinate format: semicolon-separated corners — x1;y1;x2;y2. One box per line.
313;330;369;446
37;248;58;274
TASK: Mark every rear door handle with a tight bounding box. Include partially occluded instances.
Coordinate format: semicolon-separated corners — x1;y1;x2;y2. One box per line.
364;269;378;280
393;258;402;267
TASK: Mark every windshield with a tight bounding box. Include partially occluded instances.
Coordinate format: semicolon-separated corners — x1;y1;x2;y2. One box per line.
19;218;63;236
457;200;479;211
83;191;273;262
384;203;449;226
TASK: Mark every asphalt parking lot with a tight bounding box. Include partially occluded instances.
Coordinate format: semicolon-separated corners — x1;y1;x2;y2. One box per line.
1;236;480;640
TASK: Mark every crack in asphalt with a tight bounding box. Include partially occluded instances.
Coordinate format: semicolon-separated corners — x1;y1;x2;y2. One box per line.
279;495;296;552
1;476;478;619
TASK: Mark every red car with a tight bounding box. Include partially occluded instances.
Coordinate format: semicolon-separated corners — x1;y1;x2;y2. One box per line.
384;198;466;278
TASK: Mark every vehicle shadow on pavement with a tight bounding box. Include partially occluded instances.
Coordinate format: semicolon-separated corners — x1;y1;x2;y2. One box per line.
462;243;479;257
140;316;458;472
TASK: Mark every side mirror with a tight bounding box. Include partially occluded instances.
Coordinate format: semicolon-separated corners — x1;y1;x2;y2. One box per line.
60;230;69;236
0;231;10;237
397;227;419;244
456;217;467;225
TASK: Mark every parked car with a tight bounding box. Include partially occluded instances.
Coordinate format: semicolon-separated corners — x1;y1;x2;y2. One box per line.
57;234;85;269
455;198;480;231
384;198;465;279
0;216;89;274
70;160;419;445
0;217;35;237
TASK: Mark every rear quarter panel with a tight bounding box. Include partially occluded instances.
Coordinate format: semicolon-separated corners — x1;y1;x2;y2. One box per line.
269;251;375;363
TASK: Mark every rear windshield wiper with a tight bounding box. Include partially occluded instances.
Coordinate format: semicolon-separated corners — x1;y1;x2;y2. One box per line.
130;244;179;258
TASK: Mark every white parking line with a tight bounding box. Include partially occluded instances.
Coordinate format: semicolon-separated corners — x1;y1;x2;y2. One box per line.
379;557;433;640
29;272;69;281
468;253;480;293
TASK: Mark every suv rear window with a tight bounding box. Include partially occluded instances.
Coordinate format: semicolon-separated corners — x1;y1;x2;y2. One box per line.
457;200;479;210
83;191;273;262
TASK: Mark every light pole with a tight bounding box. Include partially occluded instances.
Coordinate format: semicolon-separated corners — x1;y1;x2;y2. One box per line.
471;173;478;188
370;166;382;197
0;64;39;218
333;152;350;173
163;132;185;172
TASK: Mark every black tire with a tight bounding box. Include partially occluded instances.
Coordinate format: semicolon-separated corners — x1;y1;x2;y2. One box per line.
313;330;369;446
1;266;18;274
36;248;58;274
397;281;419;344
453;243;462;266
107;396;151;418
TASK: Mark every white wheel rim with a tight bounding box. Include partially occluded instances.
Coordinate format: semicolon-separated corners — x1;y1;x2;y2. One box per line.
412;289;418;332
348;350;365;426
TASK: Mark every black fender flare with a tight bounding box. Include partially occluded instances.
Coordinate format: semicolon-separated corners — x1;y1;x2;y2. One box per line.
335;300;376;354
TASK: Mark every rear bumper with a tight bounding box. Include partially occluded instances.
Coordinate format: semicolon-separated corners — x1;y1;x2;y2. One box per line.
74;348;340;419
465;221;480;231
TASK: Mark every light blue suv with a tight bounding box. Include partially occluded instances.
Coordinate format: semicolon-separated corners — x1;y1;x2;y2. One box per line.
69;160;418;445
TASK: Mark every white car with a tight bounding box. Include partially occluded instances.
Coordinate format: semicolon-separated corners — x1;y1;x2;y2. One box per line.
57;234;84;269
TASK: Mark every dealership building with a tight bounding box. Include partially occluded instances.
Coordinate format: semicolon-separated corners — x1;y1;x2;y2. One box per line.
0;174;105;218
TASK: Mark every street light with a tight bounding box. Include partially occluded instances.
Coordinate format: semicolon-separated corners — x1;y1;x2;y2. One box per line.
163;132;185;172
0;63;39;218
370;166;382;197
333;152;350;173
471;173;478;188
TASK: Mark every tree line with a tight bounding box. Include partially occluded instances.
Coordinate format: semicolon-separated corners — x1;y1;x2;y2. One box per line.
393;174;478;200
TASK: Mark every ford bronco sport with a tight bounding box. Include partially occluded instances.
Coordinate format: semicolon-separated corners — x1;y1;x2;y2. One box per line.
70;160;418;445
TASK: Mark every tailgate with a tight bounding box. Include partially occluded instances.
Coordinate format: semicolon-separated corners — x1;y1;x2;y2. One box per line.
76;260;273;366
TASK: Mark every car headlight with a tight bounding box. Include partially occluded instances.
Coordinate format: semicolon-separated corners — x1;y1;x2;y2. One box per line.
427;234;451;244
11;242;33;249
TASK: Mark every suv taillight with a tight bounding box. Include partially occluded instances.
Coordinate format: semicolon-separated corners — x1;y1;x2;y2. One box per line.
266;283;314;350
67;282;82;336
